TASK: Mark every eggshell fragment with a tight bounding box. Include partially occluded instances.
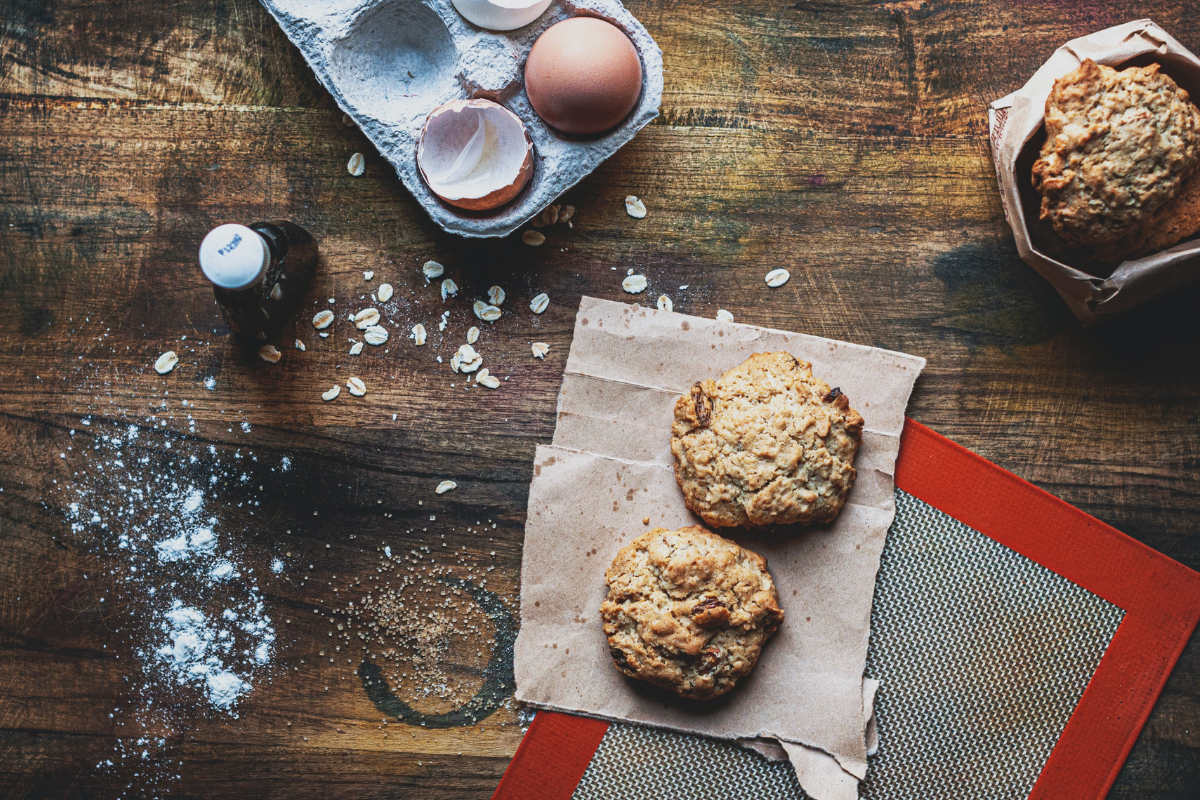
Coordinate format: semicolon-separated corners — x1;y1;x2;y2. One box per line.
417;99;534;212
451;0;552;32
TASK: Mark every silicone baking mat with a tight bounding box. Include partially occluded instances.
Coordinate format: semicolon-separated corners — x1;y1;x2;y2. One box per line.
495;420;1200;800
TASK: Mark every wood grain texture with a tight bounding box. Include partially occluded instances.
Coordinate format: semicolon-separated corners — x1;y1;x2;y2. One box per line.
2;0;1199;797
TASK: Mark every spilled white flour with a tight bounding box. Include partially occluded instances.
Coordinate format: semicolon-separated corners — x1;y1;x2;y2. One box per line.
63;426;277;716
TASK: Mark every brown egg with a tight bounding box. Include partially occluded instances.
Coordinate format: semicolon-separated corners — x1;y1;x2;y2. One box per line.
524;17;643;135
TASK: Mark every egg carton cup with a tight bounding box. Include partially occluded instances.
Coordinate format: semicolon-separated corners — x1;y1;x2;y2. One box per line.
260;0;663;237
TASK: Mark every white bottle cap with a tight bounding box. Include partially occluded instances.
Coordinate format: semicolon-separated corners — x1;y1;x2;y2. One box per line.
199;224;270;289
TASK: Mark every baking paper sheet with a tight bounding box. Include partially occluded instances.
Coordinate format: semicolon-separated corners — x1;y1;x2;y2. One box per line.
514;297;924;796
988;19;1200;325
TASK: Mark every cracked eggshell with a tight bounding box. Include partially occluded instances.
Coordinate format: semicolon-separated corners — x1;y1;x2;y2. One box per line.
418;99;535;211
451;0;553;31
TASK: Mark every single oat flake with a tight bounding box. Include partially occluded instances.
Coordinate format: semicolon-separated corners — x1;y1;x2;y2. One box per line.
531;342;549;359
154;351;179;374
295;339;306;351
467;326;480;345
259;344;282;363
488;285;506;306
657;295;673;312
436;480;457;495
441;278;458;301
354;308;380;329
474;301;502;323
411;324;427;346
377;283;394;303
476;369;500;389
313;310;334;329
765;268;790;288
560;205;576;224
363;325;388;346
716;309;735;322
424;261;445;281
622;274;648;294
347;152;366;177
625;196;647;218
522;230;546;246
346;377;367;397
269;283;283;301
363;271;374;281
322;385;341;401
349;341;364;356
530;293;549;314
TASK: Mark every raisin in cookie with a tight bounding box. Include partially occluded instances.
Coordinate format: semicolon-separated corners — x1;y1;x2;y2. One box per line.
671;352;864;529
601;525;784;700
1032;59;1200;247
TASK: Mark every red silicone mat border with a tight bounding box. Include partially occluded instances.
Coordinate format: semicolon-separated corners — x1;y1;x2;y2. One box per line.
492;418;1200;800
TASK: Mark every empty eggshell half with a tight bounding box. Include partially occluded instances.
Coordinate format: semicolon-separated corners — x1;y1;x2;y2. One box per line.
450;0;553;32
418;99;534;212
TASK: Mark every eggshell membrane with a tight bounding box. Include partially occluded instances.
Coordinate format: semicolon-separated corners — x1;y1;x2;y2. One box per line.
417;99;534;211
450;0;553;32
524;17;643;135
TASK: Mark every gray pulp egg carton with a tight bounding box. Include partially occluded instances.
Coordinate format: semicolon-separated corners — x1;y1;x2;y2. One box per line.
259;0;663;237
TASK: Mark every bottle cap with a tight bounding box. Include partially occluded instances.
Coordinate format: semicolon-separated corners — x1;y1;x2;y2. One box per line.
199;224;269;289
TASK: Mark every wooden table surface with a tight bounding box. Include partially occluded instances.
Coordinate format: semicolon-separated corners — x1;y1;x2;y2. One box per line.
2;1;1199;797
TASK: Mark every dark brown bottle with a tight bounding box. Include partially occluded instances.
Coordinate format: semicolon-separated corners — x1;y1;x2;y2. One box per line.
198;221;319;340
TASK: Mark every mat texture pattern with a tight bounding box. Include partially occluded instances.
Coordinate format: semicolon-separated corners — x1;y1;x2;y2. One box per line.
572;490;1125;800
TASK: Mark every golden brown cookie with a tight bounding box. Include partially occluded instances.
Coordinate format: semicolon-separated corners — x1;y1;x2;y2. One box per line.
1032;59;1200;247
1094;169;1200;263
671;352;864;529
600;525;784;700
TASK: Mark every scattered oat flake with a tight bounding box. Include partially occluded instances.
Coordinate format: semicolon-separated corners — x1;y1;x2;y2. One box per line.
322;385;341;401
657;295;673;312
625;196;647;218
716;309;734;322
313;310;334;329
473;301;502;323
364;325;388;346
559;205;575;224
411;324;427;346
347;152;365;177
349;342;364;356
342;112;355;127
476;369;500;389
354;308;380;329
258;344;282;363
530;293;549;314
154;351;179;374
467;326;480;345
622;274;648;294
269;283;283;301
436;481;457;495
377;283;394;303
488;286;506;306
522;230;546;246
363;271;374;281
441;278;458;301
295;339;306;351
541;205;559;226
424;261;445;281
765;268;790;288
346;377;366;397
455;344;482;373
531;342;549;359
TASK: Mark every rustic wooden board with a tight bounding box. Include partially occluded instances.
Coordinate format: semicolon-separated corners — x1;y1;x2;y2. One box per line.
2;0;1199;797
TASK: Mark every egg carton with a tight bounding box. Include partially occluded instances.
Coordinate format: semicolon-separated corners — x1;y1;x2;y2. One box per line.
259;0;663;237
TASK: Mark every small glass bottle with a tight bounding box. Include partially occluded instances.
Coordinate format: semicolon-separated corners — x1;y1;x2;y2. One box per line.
198;221;319;340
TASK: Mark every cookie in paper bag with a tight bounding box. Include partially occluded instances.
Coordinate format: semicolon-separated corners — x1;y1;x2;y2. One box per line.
601;525;784;700
671;351;864;528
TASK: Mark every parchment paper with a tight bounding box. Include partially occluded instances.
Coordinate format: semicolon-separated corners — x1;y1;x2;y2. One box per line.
515;297;925;796
988;19;1200;325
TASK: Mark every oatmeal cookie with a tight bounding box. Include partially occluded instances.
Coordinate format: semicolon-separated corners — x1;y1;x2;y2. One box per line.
1095;168;1200;264
600;525;784;700
671;352;864;529
1031;59;1200;247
